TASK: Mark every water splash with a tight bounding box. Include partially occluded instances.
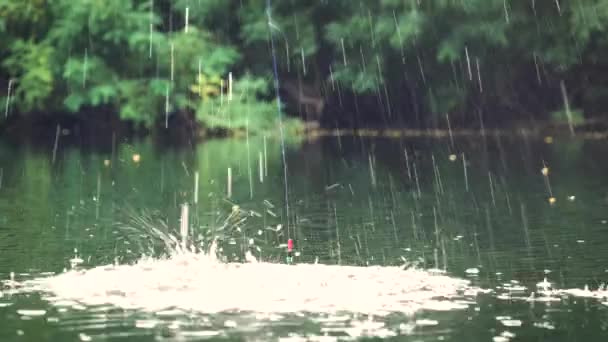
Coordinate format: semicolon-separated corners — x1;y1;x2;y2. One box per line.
19;253;477;317
6;204;482;320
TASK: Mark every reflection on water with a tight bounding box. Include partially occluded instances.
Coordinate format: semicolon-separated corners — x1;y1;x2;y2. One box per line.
1;134;608;341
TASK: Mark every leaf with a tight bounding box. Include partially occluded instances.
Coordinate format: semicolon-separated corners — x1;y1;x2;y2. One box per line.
64;93;86;112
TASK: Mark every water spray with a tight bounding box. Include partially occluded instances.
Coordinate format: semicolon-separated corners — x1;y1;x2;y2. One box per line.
180;203;189;252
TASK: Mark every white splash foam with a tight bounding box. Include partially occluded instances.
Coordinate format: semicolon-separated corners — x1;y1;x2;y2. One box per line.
16;309;46;317
22;252;477;317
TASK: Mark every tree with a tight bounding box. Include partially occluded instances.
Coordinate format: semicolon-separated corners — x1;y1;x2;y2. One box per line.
2;0;608;131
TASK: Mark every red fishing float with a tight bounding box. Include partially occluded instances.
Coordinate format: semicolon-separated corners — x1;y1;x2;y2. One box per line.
287;239;294;252
286;238;294;264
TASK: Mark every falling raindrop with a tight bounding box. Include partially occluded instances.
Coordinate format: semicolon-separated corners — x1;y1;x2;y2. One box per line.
149;22;153;58
560;80;575;136
148;0;154;59
52;124;61;164
463;153;469;192
301;48;306;75
258;152;264;183
170;42;175;83
246;118;253;199
413;162;422;198
228;72;233;101
194;171;199;204
227;167;232;198
165;84;170;129
446;113;454;149
404;148;412;181
4;79;13;118
488;172;496;207
476;58;483;93
334;204;341;265
340;37;348;66
180;203;189;251
95;173;101;220
533;53;542;84
416;54;426;84
465;46;473;81
184;7;189;33
368;154;376;188
83;48;88;88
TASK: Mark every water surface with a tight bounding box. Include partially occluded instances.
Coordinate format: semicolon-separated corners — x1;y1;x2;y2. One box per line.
1;133;608;341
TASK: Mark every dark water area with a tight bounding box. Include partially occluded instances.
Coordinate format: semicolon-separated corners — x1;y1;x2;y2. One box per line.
1;133;608;341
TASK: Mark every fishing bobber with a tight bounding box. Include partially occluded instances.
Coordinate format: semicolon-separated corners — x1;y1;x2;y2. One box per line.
286;238;294;265
541;166;549;176
448;154;457;162
548;197;556;205
132;154;141;163
103;159;111;167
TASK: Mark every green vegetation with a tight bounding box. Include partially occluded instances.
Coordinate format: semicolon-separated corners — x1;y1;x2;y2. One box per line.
0;0;298;134
1;0;608;133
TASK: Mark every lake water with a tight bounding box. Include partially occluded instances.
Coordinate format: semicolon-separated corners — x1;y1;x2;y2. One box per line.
1;133;608;341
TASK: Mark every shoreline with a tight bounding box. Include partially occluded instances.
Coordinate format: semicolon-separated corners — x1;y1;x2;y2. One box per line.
2;113;607;146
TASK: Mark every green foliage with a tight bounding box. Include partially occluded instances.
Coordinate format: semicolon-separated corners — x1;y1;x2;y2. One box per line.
3;0;608;131
316;0;608;121
2;39;54;112
241;0;316;54
195;73;303;135
0;0;284;134
428;85;468;115
63;56;117;111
